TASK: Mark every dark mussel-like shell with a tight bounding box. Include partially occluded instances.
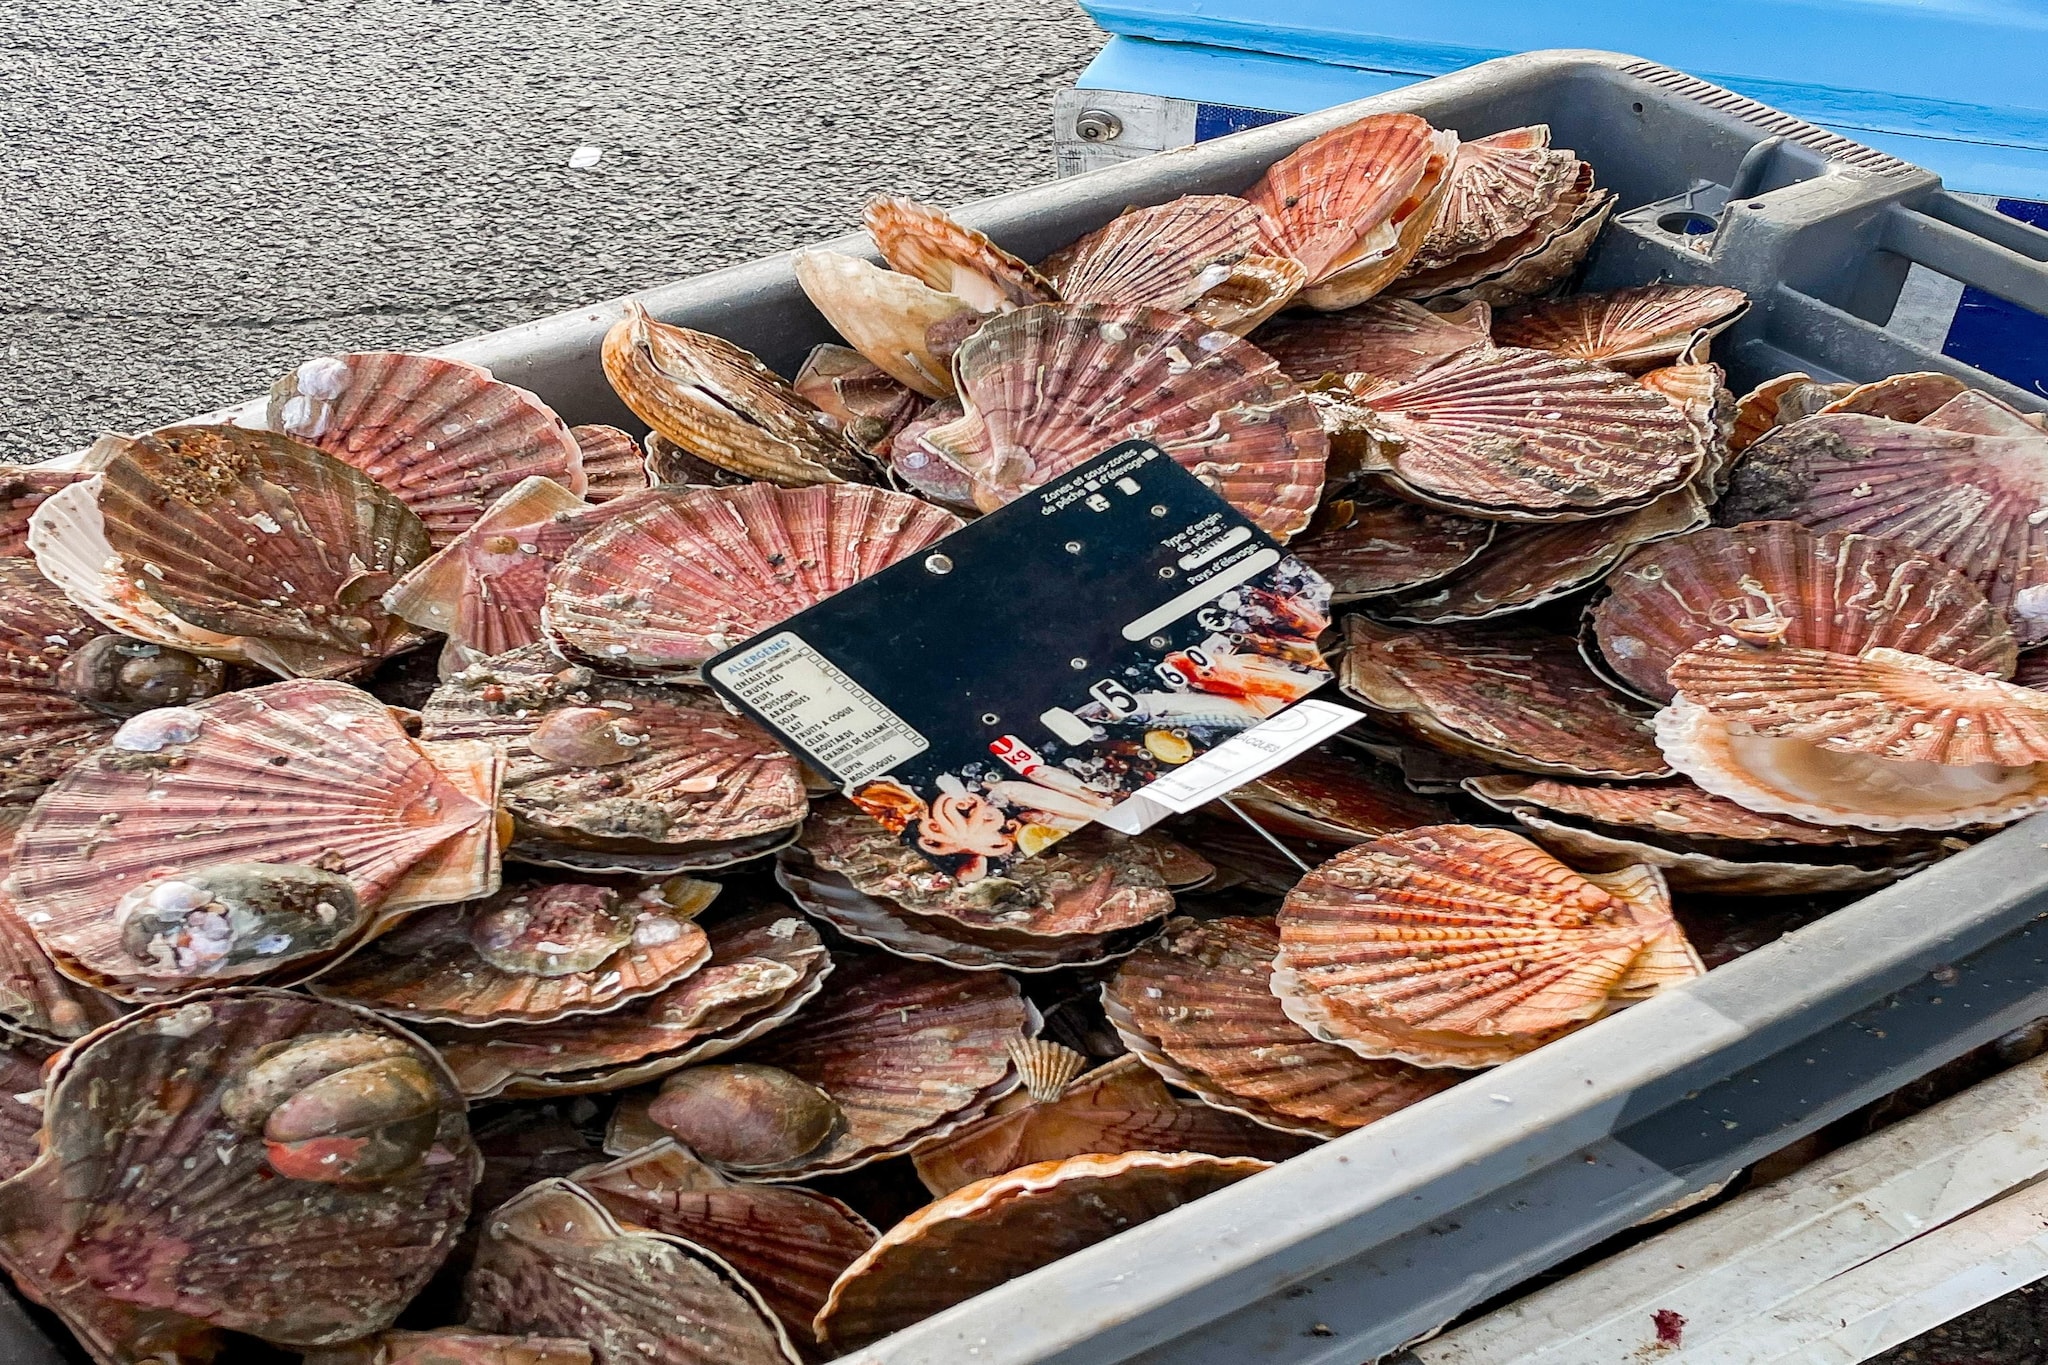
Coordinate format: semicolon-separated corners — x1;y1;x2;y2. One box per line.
1272;827;1702;1067
305;1327;595;1365
267;351;586;546
422;645;806;871
1341;617;1671;779
1039;195;1262;313
1253;296;1492;387
1291;489;1495;600
1590;521;2017;703
432;907;831;1099
814;1152;1268;1351
1491;284;1750;372
1410;126;1577;274
12;679;500;999
543;482;961;676
1106;915;1459;1137
644;1063;841;1170
465;1179;800;1365
930;303;1328;539
863;195;1056;313
0;990;478;1348
570;424;651;502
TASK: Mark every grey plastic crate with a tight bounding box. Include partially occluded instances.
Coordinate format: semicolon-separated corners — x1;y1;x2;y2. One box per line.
13;47;2048;1365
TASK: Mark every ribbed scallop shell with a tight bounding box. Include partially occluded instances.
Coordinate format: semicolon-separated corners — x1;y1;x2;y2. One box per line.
792;345;926;455
305;1328;595;1365
1298;129;1460;311
0;559;122;803
464;1180;800;1365
1413;126;1577;272
11;680;499;999
1921;389;2048;438
1254;297;1492;386
570;424;650;502
575;1141;877;1354
0;990;478;1347
602;304;866;486
862;196;1056;313
814;1152;1268;1351
1492;285;1750;372
543;482;961;676
1244;112;1450;285
793;250;974;399
1341;617;1670;779
1040;195;1262;312
0;465;86;558
1640;362;1736;495
1731;373;1840;453
1348;346;1705;520
1818;371;1971;423
935;303;1328;539
1104;915;1460;1136
1291;490;1494;600
432;908;831;1099
885;396;979;508
267;351;586;546
92;425;433;679
1590;521;2017;704
0;1034;49;1180
421;644;807;870
1234;749;1454;845
1391;163;1615;304
1186;254;1309;335
1717;413;2048;644
1274;826;1702;1067
1465;775;1895;847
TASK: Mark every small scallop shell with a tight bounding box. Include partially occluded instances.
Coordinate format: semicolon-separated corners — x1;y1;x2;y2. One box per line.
601;304;867;486
1590;521;2018;703
1253;296;1492;386
570;424;651;502
1730;373;1842;453
1817;371;1971;423
267;351;586;546
1920;389;2048;437
793;250;975;399
1717;413;2048;645
464;1180;801;1365
542;482;960;676
1273;826;1702;1067
791;345;927;455
1003;1037;1089;1103
814;1152;1269;1351
1491;285;1750;372
862;196;1057;313
303;1328;595;1365
1040;195;1262;312
1243;112;1456;289
1411;126;1578;272
1391;163;1616;305
1233;748;1454;845
1341;617;1671;779
0;465;87;558
1104;915;1459;1136
1186;253;1309;334
936;303;1328;539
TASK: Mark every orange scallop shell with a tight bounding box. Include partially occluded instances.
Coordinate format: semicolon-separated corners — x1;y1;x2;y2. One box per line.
569;424;650;502
306;1328;595;1365
792;251;974;400
1291;489;1495;600
267;351;585;546
1491;285;1750;372
1039;195;1262;312
1254;297;1492;386
1412;125;1576;272
863;195;1056;313
1390;160;1613;303
1243;112;1449;285
1730;373;1838;453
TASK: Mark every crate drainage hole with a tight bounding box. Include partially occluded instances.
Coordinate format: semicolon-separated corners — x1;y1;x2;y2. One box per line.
1659;210;1718;236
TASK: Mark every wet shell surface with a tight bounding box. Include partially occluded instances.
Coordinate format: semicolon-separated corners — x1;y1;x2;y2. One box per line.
464;1179;800;1365
1039;195;1262;313
601;304;866;486
1411;125;1577;273
1244;112;1456;290
1253;297;1492;387
1186;253;1309;335
1233;748;1455;845
0;559;125;803
1105;915;1459;1136
793;250;974;399
1718;413;2048;644
814;1152;1268;1350
1291;489;1495;600
11;679;500;998
1273;826;1702;1067
1347;346;1706;520
933;303;1328;539
1731;373;1840;453
267;352;586;545
570;424;651;502
543;482;961;675
1341;617;1672;779
422;645;807;870
1390;162;1616;304
0;989;478;1347
1589;521;2018;703
1491;285;1750;372
862;195;1056;313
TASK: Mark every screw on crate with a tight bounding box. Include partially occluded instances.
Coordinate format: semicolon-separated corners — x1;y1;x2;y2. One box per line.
1075;110;1123;144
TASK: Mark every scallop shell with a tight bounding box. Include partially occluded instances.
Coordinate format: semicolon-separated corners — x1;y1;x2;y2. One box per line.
1590;521;2018;704
421;645;807;870
1003;1037;1090;1103
1273;826;1702;1067
1345;346;1706;520
304;1328;595;1365
1639;362;1737;496
543;482;961;676
1253;297;1493;386
792;250;975;399
1104;915;1459;1136
432;908;831;1099
911;1054;1310;1196
791;345;926;455
1391;163;1616;304
933;303;1328;539
11;679;500;999
1379;485;1708;624
2021;648;2048;689
464;1180;801;1365
0;559;126;803
1411;126;1577;271
1290;489;1494;600
601;304;867;486
1717;413;2048;644
643;432;750;488
1040;195;1262;312
311;879;713;1026
0;989;478;1348
1491;285;1750;373
0;465;87;558
814;1152;1268;1351
1244;112;1456;289
0;1034;50;1181
885;396;980;508
1185;254;1309;335
0;813;124;1039
570;424;651;502
268;352;586;546
90;425;434;679
1730;373;1842;453
1817;371;1971;423
1341;617;1671;779
1233;748;1455;845
1920;388;2048;438
574;1141;877;1353
862;195;1057;313
1298;133;1460;310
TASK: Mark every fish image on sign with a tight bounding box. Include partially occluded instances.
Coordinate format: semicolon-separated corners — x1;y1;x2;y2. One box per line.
705;441;1338;877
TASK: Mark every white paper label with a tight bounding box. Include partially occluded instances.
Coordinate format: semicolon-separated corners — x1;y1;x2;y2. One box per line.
707;631;927;784
1093;698;1365;834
